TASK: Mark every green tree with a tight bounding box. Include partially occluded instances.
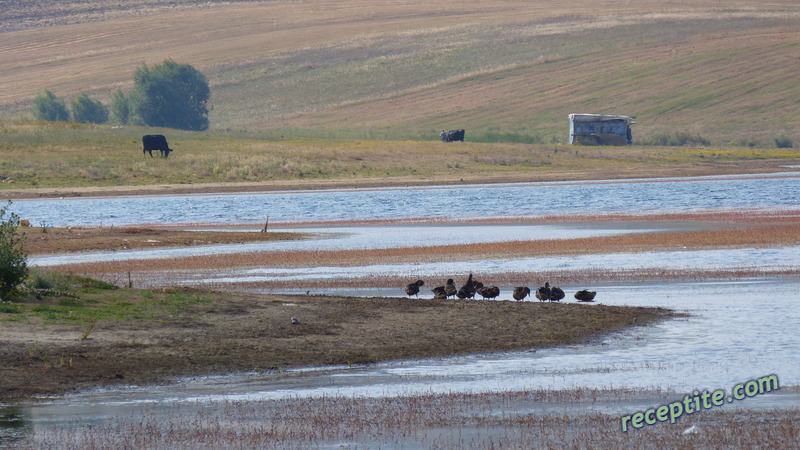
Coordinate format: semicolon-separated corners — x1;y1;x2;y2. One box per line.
0;203;28;300
70;93;109;124
129;60;210;131
110;88;131;125
32;90;69;122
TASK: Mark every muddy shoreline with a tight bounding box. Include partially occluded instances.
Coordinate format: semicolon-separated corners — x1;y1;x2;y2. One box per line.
0;290;673;400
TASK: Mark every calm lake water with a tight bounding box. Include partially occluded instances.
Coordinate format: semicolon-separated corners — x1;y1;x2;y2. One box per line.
10;172;800;227
3;172;800;444
23;173;800;294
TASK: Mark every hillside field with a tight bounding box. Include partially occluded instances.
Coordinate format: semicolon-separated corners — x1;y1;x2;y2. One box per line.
1;0;799;147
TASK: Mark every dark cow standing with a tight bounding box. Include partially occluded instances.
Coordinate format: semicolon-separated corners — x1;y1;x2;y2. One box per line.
443;129;465;142
142;135;173;158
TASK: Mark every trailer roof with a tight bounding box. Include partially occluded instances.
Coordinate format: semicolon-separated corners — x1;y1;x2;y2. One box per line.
569;113;635;123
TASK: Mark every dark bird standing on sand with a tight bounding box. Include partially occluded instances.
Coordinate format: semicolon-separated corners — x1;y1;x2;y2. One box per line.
477;285;500;300
445;278;457;298
456;281;483;300
432;278;456;299
456;273;476;299
549;286;565;302
574;289;597;302
405;279;425;297
458;281;483;299
536;282;552;301
512;286;531;301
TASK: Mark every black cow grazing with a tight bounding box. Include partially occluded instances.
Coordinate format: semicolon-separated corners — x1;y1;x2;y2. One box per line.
444;129;465;142
142;135;173;158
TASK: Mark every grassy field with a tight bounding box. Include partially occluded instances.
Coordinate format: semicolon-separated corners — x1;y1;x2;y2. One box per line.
1;0;799;147
1;119;798;191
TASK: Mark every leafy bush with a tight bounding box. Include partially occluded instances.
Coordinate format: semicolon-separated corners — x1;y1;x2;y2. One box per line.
470;132;544;144
736;139;757;148
28;269;117;293
29;271;55;290
129;59;210;131
70;93;109;124
71;274;118;291
0;202;29;300
774;135;793;149
645;132;710;147
32;90;69;122
110;88;131;125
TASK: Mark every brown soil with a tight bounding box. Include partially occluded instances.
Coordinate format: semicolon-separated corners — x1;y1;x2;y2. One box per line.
0;0;761;107
21;226;304;254
0;289;672;400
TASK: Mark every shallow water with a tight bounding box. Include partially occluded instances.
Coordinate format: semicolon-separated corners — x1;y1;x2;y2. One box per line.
4;173;800;442
5;279;798;441
193;245;800;291
30;222;662;266
11;172;800;227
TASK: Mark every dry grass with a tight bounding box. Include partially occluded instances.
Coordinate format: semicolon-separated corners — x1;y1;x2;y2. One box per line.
1;1;799;145
18;389;800;449
2;119;798;190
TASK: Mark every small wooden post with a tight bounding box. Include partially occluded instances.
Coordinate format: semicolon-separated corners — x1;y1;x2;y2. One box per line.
261;216;269;233
127;271;133;288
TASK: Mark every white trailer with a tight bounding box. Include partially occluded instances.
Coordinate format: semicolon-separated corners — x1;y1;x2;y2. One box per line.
569;113;635;145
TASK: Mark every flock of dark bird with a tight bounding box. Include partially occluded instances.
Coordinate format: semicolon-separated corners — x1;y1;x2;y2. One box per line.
404;274;597;302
